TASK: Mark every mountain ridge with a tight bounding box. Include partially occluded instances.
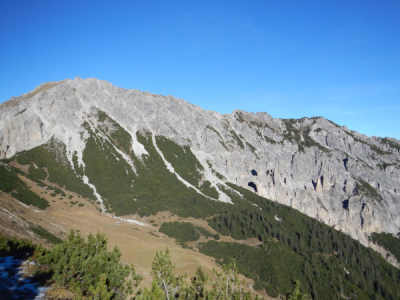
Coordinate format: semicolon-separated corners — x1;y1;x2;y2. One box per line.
1;77;399;266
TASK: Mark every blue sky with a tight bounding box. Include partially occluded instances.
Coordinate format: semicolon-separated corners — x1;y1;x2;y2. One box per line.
1;0;399;139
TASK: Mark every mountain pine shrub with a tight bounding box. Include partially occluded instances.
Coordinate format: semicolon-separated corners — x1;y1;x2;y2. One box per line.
37;230;142;299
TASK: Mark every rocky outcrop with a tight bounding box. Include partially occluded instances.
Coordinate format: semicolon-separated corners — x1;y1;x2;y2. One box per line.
1;77;399;250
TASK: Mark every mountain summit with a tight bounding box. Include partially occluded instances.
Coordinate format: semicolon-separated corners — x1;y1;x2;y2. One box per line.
1;77;399;261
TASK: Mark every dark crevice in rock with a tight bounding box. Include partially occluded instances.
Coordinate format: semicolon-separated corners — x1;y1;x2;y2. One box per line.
342;199;349;210
251;169;257;176
248;182;257;193
343;157;348;172
270;170;275;186
360;203;366;228
320;175;324;188
39;121;44;138
290;152;296;166
312;180;317;191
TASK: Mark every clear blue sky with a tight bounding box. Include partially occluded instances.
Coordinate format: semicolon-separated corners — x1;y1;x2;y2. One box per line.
1;0;399;139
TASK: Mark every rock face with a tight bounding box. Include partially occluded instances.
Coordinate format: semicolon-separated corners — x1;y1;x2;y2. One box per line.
1;77;399;251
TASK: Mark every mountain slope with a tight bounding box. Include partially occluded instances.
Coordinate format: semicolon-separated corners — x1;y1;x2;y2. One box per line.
1;78;400;298
1;78;399;246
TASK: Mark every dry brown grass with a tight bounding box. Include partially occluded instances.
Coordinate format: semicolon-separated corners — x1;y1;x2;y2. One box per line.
0;169;271;299
44;284;76;300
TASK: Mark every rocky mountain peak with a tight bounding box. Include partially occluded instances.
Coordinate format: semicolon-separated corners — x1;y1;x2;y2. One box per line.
1;78;399;265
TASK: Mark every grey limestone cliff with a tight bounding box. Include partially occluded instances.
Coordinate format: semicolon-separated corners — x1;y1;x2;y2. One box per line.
1;78;399;263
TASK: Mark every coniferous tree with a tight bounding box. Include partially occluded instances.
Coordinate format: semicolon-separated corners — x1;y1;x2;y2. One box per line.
37;230;142;299
151;248;186;300
287;280;309;300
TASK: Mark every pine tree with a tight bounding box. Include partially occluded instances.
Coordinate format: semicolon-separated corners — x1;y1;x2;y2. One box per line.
209;260;252;300
37;230;142;298
287;280;309;300
137;279;165;300
88;274;114;300
151;248;185;300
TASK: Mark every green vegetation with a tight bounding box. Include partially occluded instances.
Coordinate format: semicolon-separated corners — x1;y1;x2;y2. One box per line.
219;140;229;150
29;224;63;244
0;233;37;255
3;231;261;299
207;160;225;180
205;124;230;150
245;141;259;158
0;165;49;209
47;185;66;197
97;110;132;154
199;180;219;199
82;113;223;216
37;230;142;299
28;165;47;181
327;119;341;128
287;280;309;300
156;135;219;199
263;135;277;144
371;232;400;262
14;137;95;200
156;136;203;187
230;130;244;150
83;132;137;215
347;131;389;155
248;120;275;143
159;221;200;247
206;124;223;140
200;240;306;297
356;178;383;202
125;131;228;217
235;111;245;122
142;248;256;300
14;108;27;117
281;119;329;153
3;223;399;300
72;151;84;176
201;183;400;299
3;110;400;299
377;162;395;171
380;137;400;151
195;226;214;238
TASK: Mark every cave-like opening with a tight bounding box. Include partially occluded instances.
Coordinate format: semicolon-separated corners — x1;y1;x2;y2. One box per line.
248;182;257;193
